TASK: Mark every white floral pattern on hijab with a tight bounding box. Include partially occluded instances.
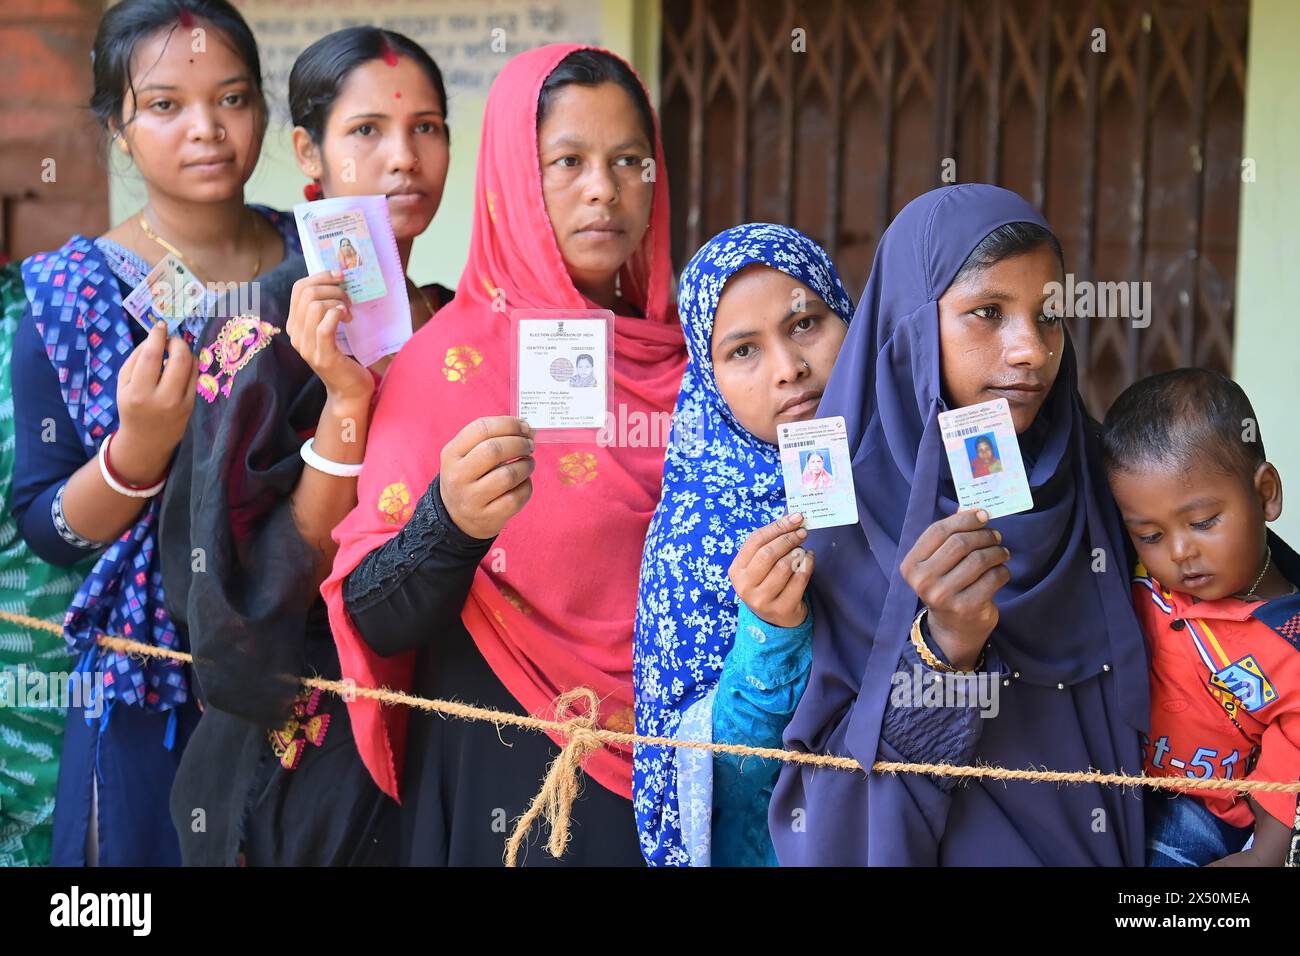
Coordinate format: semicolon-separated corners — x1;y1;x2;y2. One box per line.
633;223;853;865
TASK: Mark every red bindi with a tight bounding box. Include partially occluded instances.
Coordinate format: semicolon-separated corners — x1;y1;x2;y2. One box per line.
394;91;401;98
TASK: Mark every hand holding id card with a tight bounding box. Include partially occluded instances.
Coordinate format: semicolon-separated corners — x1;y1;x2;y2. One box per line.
510;310;614;442
938;397;1033;518
777;416;859;530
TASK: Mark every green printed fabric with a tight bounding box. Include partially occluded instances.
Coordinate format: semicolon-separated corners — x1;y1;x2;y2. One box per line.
0;262;93;866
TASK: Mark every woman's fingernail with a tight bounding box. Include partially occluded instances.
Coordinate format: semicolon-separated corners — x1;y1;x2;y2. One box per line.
992;529;1002;543
789;512;803;525
976;509;989;523
797;528;808;539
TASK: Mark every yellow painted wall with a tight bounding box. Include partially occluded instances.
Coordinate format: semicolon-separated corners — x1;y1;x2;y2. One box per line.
1235;0;1300;544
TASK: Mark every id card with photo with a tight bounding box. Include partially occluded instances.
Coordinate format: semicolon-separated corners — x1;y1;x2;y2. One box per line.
305;208;387;303
938;397;1033;518
511;310;614;441
295;195;411;366
777;416;858;530
122;254;206;334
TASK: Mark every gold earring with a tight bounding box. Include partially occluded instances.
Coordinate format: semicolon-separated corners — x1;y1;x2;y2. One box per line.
114;134;129;155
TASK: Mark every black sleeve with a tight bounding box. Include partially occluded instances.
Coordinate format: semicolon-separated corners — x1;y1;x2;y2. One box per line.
342;475;495;658
158;253;321;727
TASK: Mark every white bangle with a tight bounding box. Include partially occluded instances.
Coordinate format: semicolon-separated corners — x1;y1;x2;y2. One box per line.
97;432;166;498
300;437;364;478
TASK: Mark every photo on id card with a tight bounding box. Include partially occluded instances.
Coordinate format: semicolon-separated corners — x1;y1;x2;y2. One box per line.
938;397;1033;518
510;309;614;442
777;416;858;530
307;208;387;303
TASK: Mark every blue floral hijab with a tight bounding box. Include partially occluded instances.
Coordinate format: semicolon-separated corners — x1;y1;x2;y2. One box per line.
633;223;853;865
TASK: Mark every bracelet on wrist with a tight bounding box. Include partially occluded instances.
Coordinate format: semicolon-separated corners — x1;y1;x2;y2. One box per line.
98;431;167;498
910;607;985;673
52;482;104;548
300;437;364;478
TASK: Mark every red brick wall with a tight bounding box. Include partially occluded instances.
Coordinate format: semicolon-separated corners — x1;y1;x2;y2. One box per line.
0;0;109;262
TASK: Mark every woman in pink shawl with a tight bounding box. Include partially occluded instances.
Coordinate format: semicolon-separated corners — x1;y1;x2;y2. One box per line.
320;45;685;865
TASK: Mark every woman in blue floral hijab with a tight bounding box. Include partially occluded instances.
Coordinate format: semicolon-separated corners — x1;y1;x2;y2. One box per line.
633;223;853;865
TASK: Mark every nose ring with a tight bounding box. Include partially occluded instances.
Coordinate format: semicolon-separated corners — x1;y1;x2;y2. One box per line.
802;360;811;371
215;126;227;142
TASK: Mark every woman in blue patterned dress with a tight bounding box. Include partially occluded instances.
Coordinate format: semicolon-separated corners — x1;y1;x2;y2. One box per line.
633;223;854;865
10;0;299;865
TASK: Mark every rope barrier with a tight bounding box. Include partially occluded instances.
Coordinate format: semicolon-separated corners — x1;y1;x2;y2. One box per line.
4;608;1298;866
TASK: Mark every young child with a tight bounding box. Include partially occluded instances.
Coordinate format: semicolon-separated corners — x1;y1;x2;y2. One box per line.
1102;368;1300;867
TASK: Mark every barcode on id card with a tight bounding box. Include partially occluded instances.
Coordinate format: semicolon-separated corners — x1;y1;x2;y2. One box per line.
943;426;979;440
783;440;819;449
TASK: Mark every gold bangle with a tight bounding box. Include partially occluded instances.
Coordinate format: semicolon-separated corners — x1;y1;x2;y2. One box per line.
910;608;984;673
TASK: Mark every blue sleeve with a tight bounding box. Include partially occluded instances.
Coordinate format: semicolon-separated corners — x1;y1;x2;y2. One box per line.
9;307;100;566
879;632;989;790
711;601;813;866
767;617;1000;866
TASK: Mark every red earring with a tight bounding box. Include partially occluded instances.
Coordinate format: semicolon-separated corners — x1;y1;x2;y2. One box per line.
303;181;324;201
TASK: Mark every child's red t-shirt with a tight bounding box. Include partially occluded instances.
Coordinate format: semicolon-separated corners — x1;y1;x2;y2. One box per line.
1133;565;1300;828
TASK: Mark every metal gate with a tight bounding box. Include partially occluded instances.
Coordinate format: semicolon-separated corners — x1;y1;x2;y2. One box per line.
660;0;1248;415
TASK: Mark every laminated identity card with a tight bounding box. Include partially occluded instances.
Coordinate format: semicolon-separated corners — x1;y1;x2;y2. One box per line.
122;253;206;335
777;415;859;530
937;397;1034;518
295;195;410;366
510;309;615;442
